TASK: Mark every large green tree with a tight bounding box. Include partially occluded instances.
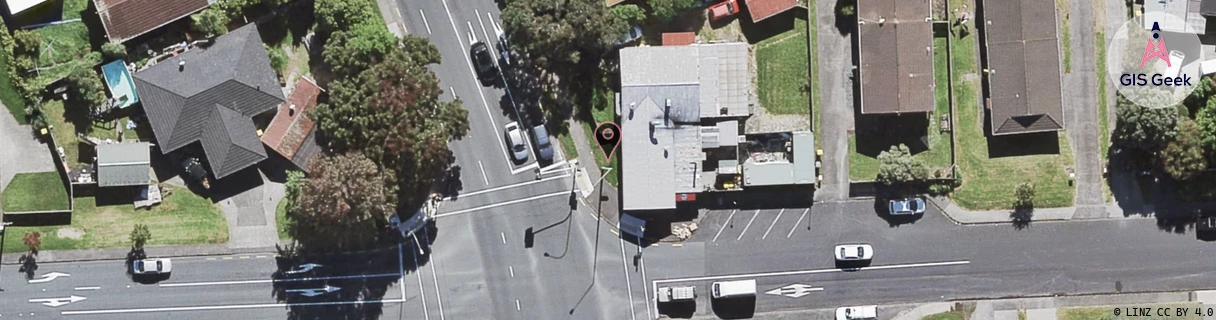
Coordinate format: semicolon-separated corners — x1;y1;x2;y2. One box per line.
322;22;397;77
646;0;696;22
287;153;396;251
876;144;927;186
314;0;377;33
190;7;229;37
313;36;469;208
1113;95;1178;152
1161;118;1207;181
501;0;626;67
66;67;107;107
1197;96;1216;155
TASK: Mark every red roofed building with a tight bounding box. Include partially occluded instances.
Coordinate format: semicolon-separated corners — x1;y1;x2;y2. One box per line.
662;32;696;46
261;77;325;171
743;0;798;22
94;0;211;43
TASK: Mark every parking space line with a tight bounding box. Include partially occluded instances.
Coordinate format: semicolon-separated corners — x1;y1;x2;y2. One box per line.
419;10;432;34
761;209;785;240
788;208;809;238
736;210;759;241
711;209;737;242
619;222;638;320
412;242;430;320
478;161;489;185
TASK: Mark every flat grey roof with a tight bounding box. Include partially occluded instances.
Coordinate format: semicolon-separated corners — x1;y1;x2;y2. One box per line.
981;0;1066;135
1144;0;1207;34
96;142;152;187
857;0;935;114
742;132;815;186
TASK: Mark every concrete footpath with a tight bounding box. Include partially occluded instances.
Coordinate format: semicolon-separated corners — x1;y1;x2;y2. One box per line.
690;291;1213;320
930;196;1216;225
0;244;276;265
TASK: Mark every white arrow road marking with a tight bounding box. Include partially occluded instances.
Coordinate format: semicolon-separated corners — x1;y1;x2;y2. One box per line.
28;272;70;284
286;285;341;297
764;284;823;298
284;263;323;275
29;295;86;307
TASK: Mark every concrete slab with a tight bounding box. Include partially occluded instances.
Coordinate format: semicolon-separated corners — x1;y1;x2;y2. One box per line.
1026;308;1057;320
994;310;1021;320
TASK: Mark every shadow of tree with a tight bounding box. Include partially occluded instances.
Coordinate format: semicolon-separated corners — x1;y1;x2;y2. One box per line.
1010;208;1032;230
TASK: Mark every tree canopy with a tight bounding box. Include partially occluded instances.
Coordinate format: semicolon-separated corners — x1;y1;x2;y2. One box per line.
66;67;107;108
190;7;229;37
646;0;696;22
1014;182;1035;209
287;153;396;251
322;22;398;77
1161;118;1207;181
314;0;377;33
876;144;927;185
501;0;626;67
1113;95;1178;152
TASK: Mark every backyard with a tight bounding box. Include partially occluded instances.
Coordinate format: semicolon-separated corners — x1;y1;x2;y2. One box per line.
848;37;954;181
755;17;810;115
41;99;153;166
31;0;98;86
1;185;228;252
947;0;1076;210
1;172;70;212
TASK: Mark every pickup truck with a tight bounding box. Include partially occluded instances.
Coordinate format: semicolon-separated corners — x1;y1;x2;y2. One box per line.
656;286;696;303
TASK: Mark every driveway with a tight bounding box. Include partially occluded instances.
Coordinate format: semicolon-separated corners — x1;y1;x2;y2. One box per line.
814;0;856;201
0;106;55;196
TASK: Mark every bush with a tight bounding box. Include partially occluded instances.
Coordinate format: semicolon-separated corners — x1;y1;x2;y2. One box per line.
101;42;126;60
266;44;288;77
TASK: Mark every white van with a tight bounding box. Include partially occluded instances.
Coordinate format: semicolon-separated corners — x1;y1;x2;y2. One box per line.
836;305;878;320
711;279;756;299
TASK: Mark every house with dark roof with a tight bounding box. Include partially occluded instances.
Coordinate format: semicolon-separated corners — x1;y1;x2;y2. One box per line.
980;0;1065;135
857;0;934;114
94;0;211;43
262;77;324;171
743;0;797;22
133;23;285;179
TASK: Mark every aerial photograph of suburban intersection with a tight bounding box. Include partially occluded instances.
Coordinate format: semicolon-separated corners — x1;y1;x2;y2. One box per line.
2;0;1216;319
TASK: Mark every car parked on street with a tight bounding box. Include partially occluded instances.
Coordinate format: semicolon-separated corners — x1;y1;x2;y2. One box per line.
133;258;172;275
531;121;554;161
505;122;529;162
888;197;926;215
836;305;878;320
834;244;873;262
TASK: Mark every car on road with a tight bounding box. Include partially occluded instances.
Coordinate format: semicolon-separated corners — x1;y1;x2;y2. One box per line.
132;258;172;275
471;41;497;79
614;25;643;48
711;279;756;299
834;244;873;262
531;121;554;161
505;122;529;161
888;197;926;215
708;0;739;21
836;305;878;320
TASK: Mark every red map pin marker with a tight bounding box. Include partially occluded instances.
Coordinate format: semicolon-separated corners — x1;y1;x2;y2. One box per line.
594;122;621;163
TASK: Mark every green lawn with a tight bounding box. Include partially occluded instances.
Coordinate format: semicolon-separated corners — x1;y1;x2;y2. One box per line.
2;186;228;252
2;172;69;212
808;5;821;144
1056;0;1071;73
922;311;966;320
847;37;953;181
581;80;619;187
1059;303;1202;320
948;0;1075;210
276;197;290;241
756;17;810;115
557;131;579;160
1096;32;1111;201
0;46;27;124
33;20;95;85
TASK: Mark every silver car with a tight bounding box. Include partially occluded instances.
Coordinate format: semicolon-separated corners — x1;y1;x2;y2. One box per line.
133;258;172;275
505;122;529;161
888;197;926;215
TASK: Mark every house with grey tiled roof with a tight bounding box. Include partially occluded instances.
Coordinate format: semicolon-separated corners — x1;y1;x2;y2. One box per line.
133;23;285;179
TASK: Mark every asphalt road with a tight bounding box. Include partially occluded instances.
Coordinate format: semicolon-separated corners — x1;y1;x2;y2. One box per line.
645;200;1216;318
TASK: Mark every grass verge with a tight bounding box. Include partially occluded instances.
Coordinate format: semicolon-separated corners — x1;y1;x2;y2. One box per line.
1058;303;1202;320
1096;32;1112;201
755;17;810;115
2;186;228;252
1056;0;1071;73
948;0;1075;210
276;197;290;241
922;311;965;320
557;131;579;160
1;172;69;212
809;4;821;144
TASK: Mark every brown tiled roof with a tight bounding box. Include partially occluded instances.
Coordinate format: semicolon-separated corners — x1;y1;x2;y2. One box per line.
857;0;934;114
663;32;696;46
94;0;210;43
262;77;322;163
981;0;1065;135
743;0;797;22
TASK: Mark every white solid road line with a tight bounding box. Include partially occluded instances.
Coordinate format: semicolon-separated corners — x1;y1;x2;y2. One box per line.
159;273;401;287
618;222;638;320
711;209;737;242
652;260;972;285
762;209;785;240
639;245;652;320
500;232;506;244
413;244;431;320
419;10;432;34
442;173;570;201
515;299;521;311
398;244;406;308
434;191;570;218
736;210;760;241
478;160;489;185
61;298;407;315
439;0;512;169
788;208;809;238
509;266;515;278
74;286;100;291
426;228;447;320
510;162;541;175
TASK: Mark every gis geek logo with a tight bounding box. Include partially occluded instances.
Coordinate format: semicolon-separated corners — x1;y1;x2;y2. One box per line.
1120;22;1192;87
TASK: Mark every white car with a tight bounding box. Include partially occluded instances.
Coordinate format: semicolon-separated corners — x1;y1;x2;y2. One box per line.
505;122;529;161
132;258;172;275
834;244;873;261
836;305;878;320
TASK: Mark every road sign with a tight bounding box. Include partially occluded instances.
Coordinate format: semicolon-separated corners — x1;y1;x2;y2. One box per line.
287;285;341;297
29;295;86;307
28;271;70;284
764;284;823;298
